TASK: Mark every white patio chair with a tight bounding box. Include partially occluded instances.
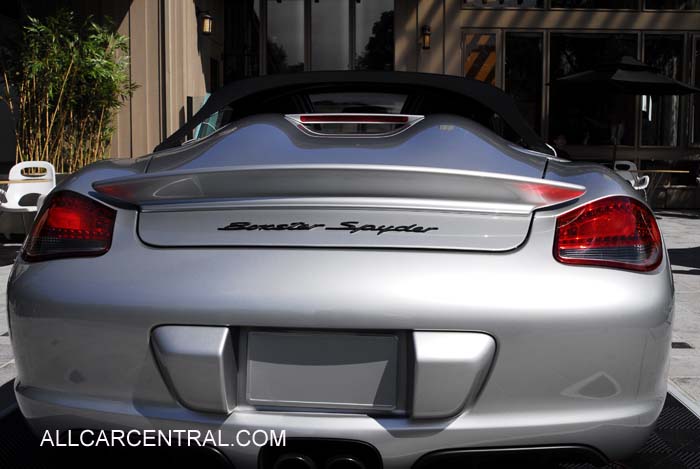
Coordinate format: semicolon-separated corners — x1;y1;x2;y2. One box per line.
0;161;56;235
614;160;649;197
634;174;650;191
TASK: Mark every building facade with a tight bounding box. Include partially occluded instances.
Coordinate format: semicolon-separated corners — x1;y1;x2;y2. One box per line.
2;0;700;205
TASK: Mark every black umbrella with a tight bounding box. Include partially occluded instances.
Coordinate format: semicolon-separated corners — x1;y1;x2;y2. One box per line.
554;56;700;96
553;56;699;166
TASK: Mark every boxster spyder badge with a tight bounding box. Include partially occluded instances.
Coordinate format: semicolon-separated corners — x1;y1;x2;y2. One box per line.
217;221;440;235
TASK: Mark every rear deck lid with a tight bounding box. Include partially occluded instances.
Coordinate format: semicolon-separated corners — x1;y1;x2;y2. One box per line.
95;115;583;251
96;164;584;252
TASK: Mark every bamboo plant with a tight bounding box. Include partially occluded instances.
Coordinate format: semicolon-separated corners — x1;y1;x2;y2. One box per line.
0;10;136;173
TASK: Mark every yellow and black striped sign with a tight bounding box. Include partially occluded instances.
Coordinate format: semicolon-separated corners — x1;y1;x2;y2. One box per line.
463;33;497;85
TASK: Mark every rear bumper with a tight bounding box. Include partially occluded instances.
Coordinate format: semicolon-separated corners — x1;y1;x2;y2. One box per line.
8;213;674;467
16;383;658;468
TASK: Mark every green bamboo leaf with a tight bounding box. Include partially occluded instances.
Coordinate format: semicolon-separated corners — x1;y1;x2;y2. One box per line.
1;8;137;171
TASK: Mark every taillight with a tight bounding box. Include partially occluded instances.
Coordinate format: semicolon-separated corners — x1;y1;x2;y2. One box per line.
517;182;586;207
298;114;410;124
22;191;116;262
554;196;662;272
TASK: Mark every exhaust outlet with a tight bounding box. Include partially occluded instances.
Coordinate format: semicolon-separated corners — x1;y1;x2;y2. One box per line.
325;455;366;469
273;453;317;469
259;439;380;469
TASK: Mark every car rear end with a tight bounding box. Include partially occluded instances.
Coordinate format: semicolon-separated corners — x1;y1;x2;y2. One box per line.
8;114;673;468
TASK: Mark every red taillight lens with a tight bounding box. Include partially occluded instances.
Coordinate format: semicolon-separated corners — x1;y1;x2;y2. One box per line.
298;114;410;124
554;196;662;272
517;182;586;207
22;191;116;262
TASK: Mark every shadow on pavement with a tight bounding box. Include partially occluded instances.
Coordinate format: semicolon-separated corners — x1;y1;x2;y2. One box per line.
655;211;700;220
0;234;23;266
668;246;700;270
673;269;700;276
0;379;17;419
0;382;232;469
0;244;19;267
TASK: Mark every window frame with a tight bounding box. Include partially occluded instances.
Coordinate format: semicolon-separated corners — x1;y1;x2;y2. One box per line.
548;0;641;11
461;0;545;10
691;34;700;147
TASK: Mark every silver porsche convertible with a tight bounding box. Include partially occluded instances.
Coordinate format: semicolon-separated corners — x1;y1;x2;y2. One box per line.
8;72;673;469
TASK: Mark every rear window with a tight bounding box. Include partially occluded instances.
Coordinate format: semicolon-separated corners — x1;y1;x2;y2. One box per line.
309;92;406;114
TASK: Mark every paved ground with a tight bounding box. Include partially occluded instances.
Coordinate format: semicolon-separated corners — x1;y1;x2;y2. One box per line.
0;243;17;386
658;211;700;404
0;214;698;403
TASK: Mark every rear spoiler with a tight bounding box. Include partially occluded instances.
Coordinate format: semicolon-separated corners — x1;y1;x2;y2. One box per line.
92;164;585;215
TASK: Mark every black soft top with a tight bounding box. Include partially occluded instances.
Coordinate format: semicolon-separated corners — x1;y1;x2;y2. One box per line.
155;71;549;155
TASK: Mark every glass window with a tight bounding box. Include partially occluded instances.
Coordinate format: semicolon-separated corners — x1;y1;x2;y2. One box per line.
311;0;350;70
549;33;638;147
642;34;683;146
266;0;305;73
645;0;700;9
551;0;638;7
693;36;700;145
505;33;543;134
463;0;543;7
463;33;497;85
355;0;394;70
194;107;234;140
223;0;261;80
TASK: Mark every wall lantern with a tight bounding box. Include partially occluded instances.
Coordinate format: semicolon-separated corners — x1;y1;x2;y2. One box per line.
200;11;213;36
421;25;431;50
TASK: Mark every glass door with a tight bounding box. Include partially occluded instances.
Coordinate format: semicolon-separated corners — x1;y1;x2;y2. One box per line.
266;0;306;73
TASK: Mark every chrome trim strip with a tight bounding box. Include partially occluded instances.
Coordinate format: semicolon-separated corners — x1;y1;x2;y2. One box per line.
284;113;424;138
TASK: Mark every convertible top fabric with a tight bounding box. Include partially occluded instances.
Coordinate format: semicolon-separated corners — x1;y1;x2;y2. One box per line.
155;71;548;154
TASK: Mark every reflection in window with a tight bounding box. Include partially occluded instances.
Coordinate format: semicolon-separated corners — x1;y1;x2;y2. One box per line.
309;92;406;114
266;0;304;73
549;34;638;146
645;0;700;9
355;0;394;70
463;0;543;7
505;33;543;134
551;0;638;7
693;37;700;145
463;33;497;85
642;34;683;146
311;0;349;70
223;0;261;80
307;92;406;134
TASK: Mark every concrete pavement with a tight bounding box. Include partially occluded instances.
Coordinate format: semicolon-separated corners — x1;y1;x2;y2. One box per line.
0;213;698;402
0;261;14;387
657;211;700;404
